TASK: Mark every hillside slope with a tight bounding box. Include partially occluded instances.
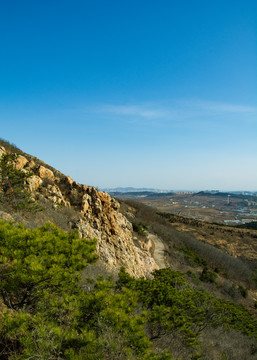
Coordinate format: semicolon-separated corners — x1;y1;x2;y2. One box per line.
0;141;157;278
0;140;257;359
119;199;257;314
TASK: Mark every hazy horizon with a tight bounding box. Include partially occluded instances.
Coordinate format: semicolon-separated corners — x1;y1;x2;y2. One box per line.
101;187;256;193
0;1;256;191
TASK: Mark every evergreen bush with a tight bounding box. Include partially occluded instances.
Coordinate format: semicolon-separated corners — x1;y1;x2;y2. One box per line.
0;153;40;212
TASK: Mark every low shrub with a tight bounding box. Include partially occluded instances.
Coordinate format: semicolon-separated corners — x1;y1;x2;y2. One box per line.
132;222;147;236
0;153;41;212
176;246;208;267
238;285;248;298
200;267;217;284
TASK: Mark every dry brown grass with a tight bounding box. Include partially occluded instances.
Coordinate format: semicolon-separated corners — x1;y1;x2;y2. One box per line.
199;327;257;360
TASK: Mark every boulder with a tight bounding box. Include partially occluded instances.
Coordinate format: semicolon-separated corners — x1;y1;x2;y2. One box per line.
43;184;66;205
0;146;6;158
27;175;43;192
37;166;55;181
81;194;91;213
111;198;120;210
93;198;102;215
15;155;28;170
25;160;36;170
66;176;74;186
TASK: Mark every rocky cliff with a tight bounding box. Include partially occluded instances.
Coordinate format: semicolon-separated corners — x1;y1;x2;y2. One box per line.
0;145;158;277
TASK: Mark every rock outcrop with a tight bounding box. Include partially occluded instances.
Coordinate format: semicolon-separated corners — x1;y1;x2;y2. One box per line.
0;146;6;158
15;155;28;170
0;147;159;277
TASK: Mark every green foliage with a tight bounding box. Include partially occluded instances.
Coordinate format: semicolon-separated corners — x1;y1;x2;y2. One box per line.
0;220;256;359
0;279;172;359
132;222;147;236
0;220;97;310
214;299;257;336
118;268;212;346
199;266;217;283
116;266;137;290
186;270;201;284
117;267;257;350
0;153;40;211
236;221;257;230
0;221;172;359
176;246;208;267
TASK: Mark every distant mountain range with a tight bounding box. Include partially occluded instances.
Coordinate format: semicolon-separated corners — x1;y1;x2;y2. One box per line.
101;187;172;193
101;187;257;196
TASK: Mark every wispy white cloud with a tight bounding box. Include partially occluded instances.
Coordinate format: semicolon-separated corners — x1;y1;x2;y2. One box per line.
95;99;257;118
80;99;257;129
98;104;168;119
184;99;257;114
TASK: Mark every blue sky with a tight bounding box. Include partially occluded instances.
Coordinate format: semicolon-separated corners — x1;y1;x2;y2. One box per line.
0;0;256;190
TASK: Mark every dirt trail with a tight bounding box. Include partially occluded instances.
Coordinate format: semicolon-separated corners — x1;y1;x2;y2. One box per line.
148;233;167;269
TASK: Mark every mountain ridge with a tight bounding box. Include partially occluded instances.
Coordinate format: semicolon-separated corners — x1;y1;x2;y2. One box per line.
0;140;158;278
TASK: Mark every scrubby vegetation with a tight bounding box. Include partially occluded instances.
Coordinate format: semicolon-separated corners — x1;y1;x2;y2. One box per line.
236;221;257;230
0;220;257;359
0;153;40;212
175;246;207;267
0;221;170;359
0;141;256;359
121;200;256;286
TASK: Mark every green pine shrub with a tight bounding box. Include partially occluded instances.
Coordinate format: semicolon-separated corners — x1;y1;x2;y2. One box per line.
0;220;97;310
0;221;173;360
0;219;256;359
117;267;257;353
0;153;41;212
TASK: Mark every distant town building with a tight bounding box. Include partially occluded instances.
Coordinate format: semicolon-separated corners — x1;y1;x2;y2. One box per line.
175;191;194;195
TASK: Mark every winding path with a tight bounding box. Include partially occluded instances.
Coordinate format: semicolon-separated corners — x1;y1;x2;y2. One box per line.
148;233;168;269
